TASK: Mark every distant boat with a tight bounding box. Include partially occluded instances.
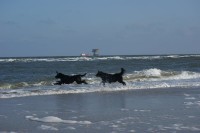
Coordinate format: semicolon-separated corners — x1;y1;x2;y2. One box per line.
80;53;90;57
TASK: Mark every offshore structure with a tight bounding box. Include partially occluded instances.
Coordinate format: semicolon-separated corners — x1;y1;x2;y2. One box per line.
92;49;99;56
80;49;99;57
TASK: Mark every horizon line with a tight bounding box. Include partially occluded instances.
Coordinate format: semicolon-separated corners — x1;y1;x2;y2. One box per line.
0;53;200;58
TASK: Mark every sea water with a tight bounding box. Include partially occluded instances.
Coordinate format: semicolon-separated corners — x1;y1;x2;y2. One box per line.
0;54;200;98
1;55;200;133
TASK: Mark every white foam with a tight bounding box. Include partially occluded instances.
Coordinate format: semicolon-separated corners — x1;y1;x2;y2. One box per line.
184;101;200;106
149;123;200;131
126;56;162;60
171;71;200;80
65;126;76;130
129;129;136;132
184;102;194;106
0;81;50;90
110;124;119;128
166;55;179;58
184;94;190;97
143;68;162;77
121;108;129;111
26;116;92;124
38;125;58;131
185;97;196;100
1;55;200;63
164;124;200;131
127;68;200;82
188;116;195;118
0;56;125;63
134;109;151;112
1;79;200;99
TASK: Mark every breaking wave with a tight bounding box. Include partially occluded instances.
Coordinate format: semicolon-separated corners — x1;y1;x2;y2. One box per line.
1;68;200;98
0;55;200;62
125;68;200;81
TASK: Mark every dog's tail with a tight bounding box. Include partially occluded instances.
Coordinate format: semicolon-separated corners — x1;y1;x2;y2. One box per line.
80;73;87;77
120;68;125;75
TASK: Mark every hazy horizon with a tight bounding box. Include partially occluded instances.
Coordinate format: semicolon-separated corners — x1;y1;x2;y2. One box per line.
1;53;200;58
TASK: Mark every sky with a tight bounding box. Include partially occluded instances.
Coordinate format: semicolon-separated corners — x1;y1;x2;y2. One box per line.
0;0;200;57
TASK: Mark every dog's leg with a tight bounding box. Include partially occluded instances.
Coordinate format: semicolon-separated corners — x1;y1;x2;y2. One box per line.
76;80;88;84
118;80;126;85
102;81;106;86
122;81;126;85
99;81;104;86
76;80;81;84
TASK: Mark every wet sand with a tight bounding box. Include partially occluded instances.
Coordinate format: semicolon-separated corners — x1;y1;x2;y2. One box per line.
1;87;200;133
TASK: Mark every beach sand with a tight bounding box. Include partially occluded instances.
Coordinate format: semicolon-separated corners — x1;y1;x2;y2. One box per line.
1;87;200;133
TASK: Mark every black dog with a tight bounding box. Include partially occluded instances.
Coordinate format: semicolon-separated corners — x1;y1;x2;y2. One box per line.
54;71;88;85
96;68;126;85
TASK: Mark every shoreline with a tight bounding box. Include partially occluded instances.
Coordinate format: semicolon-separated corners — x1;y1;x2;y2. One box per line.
1;86;200;99
1;87;200;132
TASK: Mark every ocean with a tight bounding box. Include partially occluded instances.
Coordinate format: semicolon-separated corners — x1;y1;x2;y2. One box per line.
0;54;200;98
1;54;200;132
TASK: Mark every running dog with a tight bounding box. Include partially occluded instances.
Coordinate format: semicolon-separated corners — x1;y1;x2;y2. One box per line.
96;68;126;85
54;71;88;85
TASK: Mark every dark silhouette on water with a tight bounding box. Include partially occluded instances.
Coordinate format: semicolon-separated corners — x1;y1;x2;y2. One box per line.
96;68;126;85
54;72;88;85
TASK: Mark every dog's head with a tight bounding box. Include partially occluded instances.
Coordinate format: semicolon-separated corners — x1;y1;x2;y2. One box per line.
95;71;104;77
55;71;65;79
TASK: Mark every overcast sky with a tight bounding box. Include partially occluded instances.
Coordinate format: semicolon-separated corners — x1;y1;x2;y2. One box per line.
0;0;200;57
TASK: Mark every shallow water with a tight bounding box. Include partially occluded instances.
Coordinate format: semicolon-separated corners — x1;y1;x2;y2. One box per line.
0;88;200;132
